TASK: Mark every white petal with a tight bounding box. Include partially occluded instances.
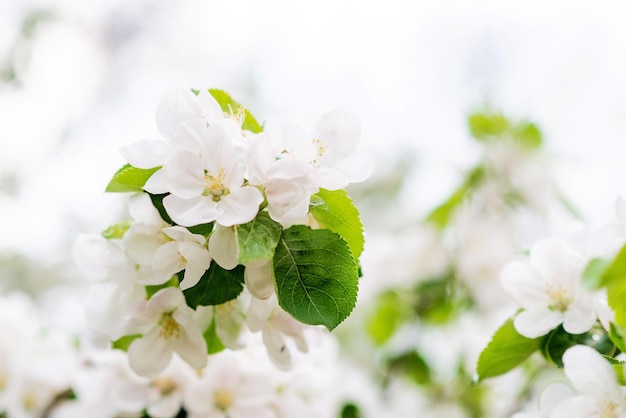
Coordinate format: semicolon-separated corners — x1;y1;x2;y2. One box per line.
121;139;170;169
128;331;173;377
196;89;224;123
549;396;601;418
171;312;208;370
266;177;317;227
143;169;168;194
153;241;186;277
84;282;146;339
156;88;203;138
530;239;582;287
128;192;163;225
314;109;361;163
216;187;263;227
124;223;167;265
500;260;551;308
562;345;622;400
209;226;238;270
164;151;205;199
244;260;274;299
262;327;291;370
163;195;218;227
562;301;596;335
514;308;563;338
178;242;212;290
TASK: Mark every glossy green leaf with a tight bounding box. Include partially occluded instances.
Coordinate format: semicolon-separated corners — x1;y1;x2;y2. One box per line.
235;211;282;264
388;350;432;385
310;189;365;259
273;225;358;331
208;89;263;133
609;322;626;353
541;326;616;367
599;244;626;288
476;318;544;381
183;262;244;308
105;164;160;193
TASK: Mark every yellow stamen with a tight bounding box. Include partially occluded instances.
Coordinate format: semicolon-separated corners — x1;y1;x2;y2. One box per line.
214;388;234;411
158;311;181;340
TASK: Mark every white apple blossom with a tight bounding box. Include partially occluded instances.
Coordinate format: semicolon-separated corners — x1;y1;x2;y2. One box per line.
161;119;263;227
282;109;371;190
501;238;596;338
550;345;626;418
209;224;239;270
153;226;211;290
244;259;274;300
247;132;318;227
126;287;207;377
247;294;309;370
183;350;276;418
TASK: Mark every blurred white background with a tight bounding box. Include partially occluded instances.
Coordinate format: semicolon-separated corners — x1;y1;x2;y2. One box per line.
2;0;626;327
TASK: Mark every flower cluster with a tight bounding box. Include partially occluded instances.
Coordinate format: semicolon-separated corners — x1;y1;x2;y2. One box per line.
75;88;369;377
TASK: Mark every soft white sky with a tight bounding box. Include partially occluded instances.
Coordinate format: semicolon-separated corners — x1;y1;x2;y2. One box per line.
2;0;626;259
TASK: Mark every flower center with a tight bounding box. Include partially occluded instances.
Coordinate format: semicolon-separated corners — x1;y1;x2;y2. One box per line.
203;168;229;202
153;376;177;396
598;399;618;418
22;392;38;410
546;283;572;313
224;104;246;126
158;311;181;340
312;138;327;157
214;388;234;411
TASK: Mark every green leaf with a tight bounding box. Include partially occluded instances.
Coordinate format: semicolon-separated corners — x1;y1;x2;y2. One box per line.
112;334;141;351
541;326;616;367
208;89;263;133
582;257;612;289
310;189;365;259
610;322;626;353
608;279;626;327
147;193;173;224
425;166;484;230
340;403;361;418
146;276;180;299
105;164;160;193
273;225;358;331
366;290;411;346
101;221;131;239
203;315;226;355
602;355;626;385
514;122;542;149
388;350;431;385
235;211;282;264
183;262;244;308
599;244;626;288
475;318;544;382
467;112;510;140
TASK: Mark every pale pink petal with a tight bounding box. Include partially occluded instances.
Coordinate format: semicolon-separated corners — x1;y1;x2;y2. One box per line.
84;282;146;339
164;151;205;199
266;158;311;180
209;226;238;270
156;88;204;139
148;287;186;314
246;133;274;184
262;327;291;370
530;239;582;286
163;195;218;227
121;139;170;169
266;178;317;227
562;345;622;400
128;331;173;377
282;123;316;161
514;308;563;338
196;90;224;123
216;187;263;226
128;192;163;225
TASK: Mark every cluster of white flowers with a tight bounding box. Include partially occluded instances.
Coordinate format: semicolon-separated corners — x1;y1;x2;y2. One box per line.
0;291;372;418
74;88;369;378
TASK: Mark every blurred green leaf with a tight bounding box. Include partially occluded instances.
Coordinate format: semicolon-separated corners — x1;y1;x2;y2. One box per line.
101;221;131;239
112;334;141;352
467;112;509;140
582;257;612;289
514;122;542;149
388;351;432;385
366;290;411;346
203;315;226;355
610;322;626;354
340;403;361;418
